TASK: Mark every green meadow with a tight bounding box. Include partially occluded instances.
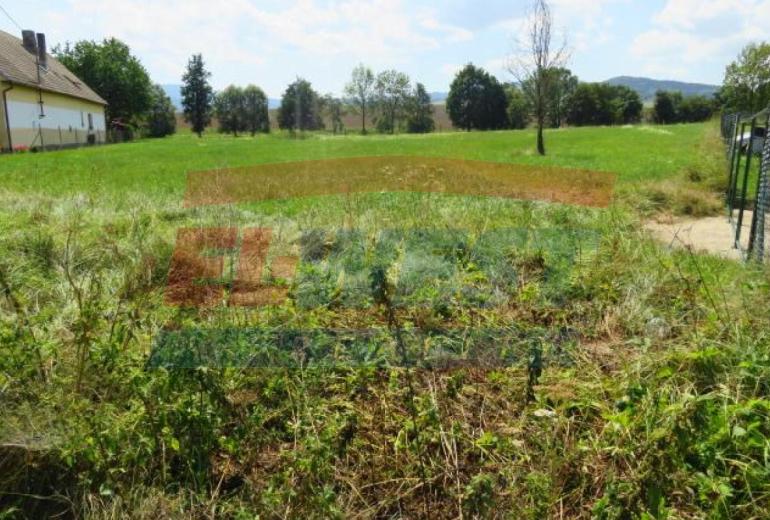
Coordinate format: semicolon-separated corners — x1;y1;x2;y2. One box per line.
0;123;707;199
1;123;769;519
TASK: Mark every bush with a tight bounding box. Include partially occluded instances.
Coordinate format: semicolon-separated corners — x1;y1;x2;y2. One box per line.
405;83;435;134
654;91;717;124
447;64;508;131
145;85;177;138
506;85;530;129
278;78;324;131
565;83;642;126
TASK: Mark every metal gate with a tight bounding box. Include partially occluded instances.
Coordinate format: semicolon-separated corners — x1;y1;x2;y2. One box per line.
723;108;770;261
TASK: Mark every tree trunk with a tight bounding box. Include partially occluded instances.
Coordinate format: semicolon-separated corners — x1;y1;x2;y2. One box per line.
362;103;366;135
537;122;545;155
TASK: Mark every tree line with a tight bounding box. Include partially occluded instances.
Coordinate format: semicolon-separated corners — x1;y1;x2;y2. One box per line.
53;33;770;143
652;91;719;124
445;64;644;130
179;61;439;137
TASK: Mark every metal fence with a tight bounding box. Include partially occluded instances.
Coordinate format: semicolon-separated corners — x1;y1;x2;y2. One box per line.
722;108;770;262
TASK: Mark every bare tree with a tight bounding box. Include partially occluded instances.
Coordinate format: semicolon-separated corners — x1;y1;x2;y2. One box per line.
508;0;568;155
344;64;376;134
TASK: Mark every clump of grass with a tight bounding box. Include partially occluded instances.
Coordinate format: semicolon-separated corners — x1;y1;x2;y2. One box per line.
635;180;724;217
626;122;728;217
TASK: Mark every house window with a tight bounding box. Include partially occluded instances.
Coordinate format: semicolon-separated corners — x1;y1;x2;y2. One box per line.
80;111;84;127
88;113;94;131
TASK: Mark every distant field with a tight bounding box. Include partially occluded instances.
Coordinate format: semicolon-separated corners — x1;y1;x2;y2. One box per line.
0;122;709;202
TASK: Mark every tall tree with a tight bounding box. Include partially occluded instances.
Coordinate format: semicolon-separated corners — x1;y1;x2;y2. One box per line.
344;65;376;134
145;84;177;138
322;95;346;134
243;85;270;136
564;83;599;126
544;68;578;128
613;85;644;124
375;70;411;134
214;85;246;136
653;90;681;124
505;85;530;129
278;78;323;131
446;64;508;131
181;54;214;137
508;0;568;155
55;38;152;128
406;83;435;133
721;42;770;113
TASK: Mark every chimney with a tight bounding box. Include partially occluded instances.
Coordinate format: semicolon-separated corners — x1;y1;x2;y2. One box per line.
21;30;37;53
36;33;47;68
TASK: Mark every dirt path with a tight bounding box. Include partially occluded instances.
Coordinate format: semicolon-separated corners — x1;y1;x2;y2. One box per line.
644;214;751;261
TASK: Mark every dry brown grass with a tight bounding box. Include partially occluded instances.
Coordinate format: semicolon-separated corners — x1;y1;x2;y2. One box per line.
184;156;616;209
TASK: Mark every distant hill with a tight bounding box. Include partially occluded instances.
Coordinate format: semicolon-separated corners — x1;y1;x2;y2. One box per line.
430;92;448;103
161;84;280;111
429;79;719;104
605;76;719;102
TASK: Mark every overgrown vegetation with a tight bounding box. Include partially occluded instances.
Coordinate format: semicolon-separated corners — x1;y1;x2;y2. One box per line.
2;122;768;518
627;123;727;217
653;91;719;125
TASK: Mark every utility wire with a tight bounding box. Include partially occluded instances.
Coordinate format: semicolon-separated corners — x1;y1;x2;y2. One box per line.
0;2;22;31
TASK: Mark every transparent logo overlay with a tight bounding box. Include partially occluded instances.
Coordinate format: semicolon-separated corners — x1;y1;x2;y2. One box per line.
152;158;615;368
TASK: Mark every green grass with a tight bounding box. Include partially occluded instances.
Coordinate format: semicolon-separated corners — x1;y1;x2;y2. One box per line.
0;123;709;202
2;122;769;519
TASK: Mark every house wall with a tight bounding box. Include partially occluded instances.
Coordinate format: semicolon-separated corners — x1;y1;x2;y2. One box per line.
0;82;106;150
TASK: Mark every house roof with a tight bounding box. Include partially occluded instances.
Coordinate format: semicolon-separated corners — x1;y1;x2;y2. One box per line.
0;29;107;105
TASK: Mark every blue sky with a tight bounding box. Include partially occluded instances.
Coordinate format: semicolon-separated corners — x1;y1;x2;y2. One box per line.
1;0;767;97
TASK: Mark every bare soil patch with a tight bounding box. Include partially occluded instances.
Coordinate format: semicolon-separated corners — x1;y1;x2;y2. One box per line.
644;213;751;260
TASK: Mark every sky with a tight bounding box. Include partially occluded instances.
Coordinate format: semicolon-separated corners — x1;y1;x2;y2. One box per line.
0;0;767;97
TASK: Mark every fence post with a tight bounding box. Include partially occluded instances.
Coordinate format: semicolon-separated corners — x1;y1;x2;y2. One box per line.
750;114;770;261
735;117;757;248
729;122;746;216
726;116;738;210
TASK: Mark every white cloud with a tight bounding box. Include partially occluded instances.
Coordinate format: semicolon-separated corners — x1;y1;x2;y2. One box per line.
496;0;619;59
492;16;527;33
441;63;464;77
654;0;740;28
631;0;770;81
420;17;474;43
44;0;475;88
482;57;508;77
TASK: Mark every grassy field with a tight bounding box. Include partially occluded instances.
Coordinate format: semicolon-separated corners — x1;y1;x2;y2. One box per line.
0;123;708;199
1;123;769;519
